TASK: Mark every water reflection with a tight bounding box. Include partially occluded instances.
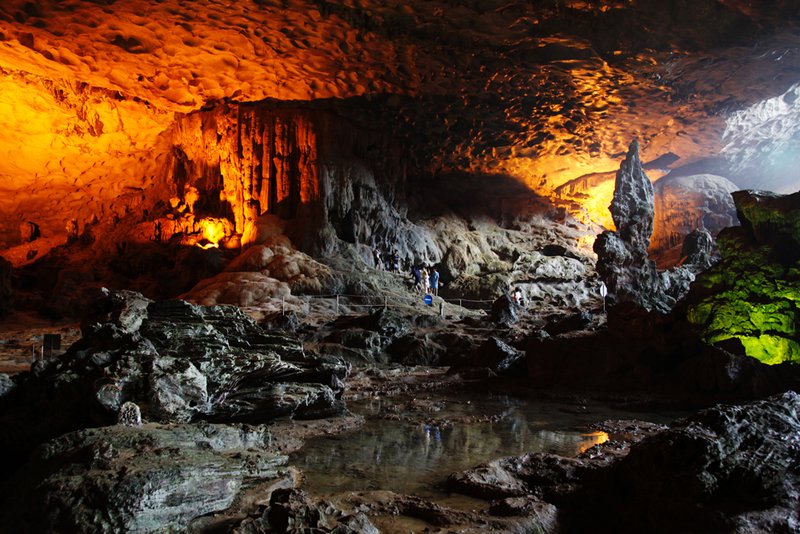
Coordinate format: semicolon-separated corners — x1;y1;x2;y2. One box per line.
291;392;670;498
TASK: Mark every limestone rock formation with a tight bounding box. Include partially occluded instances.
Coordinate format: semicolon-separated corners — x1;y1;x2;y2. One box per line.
651;173;739;263
594;141;695;312
585;391;800;533
687;189;800;364
0;290;349;461
1;423;288;533
490;294;520;325
681;228;718;271
257;488;379;534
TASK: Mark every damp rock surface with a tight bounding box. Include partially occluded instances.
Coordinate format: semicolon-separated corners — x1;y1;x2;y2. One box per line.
0;422;288;533
577;391;800;533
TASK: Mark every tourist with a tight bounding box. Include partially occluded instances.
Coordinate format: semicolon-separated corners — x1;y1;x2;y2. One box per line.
513;287;525;307
373;248;383;270
391;250;400;272
430;267;440;296
421;267;430;294
411;264;422;293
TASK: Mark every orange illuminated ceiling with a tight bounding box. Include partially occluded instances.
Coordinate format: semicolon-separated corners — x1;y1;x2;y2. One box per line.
0;0;798;251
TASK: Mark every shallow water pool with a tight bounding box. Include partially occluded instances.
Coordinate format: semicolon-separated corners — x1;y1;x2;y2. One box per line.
291;391;679;499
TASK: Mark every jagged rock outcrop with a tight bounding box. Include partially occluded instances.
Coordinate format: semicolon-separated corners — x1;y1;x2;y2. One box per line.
490;294;520;325
687;189;800;364
680;228;718;271
0;290;349;461
0;423;289;533
250;488;379;534
594;140;695;312
577;391;800;533
448;392;800;534
471;337;526;376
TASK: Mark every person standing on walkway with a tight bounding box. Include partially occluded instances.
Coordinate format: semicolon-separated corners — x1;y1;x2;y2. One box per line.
412;264;422;293
430;267;440;296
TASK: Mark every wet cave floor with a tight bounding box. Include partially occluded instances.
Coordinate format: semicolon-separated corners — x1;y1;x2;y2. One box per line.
284;368;685;513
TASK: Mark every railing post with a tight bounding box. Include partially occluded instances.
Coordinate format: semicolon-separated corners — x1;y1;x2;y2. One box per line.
335;294;340;315
439;301;444;317
384;295;388;310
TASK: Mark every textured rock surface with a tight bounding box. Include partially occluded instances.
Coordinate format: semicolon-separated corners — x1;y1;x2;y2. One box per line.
578;391;800;533
525;301;800;399
680;228;718;271
1;422;288;533
687;189;800;364
448;393;800;533
0;290;349;461
594;141;695;312
1;1;799;275
651;173;739;260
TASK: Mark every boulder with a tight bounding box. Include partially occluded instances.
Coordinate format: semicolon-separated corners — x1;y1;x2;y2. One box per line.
0;423;288;533
472;337;526;376
490;294;520;325
387;333;447;366
584;391;800;533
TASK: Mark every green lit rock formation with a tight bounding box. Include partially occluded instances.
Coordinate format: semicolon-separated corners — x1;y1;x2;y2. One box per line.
688;190;800;365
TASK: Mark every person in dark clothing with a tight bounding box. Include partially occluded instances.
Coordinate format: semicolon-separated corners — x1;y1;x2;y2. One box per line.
411;265;422;293
430;267;440;296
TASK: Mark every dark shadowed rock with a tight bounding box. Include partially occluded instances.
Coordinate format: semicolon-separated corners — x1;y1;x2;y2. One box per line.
490;294;519;325
0;256;11;316
732;189;800;251
681;228;717;270
387;333;447;366
259;488;379;534
0;373;15;399
0;423;288;533
260;310;301;332
544;311;593;336
575;391;800;533
472;337;526;376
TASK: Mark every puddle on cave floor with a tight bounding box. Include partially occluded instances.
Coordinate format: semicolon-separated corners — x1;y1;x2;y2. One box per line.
291;390;681;502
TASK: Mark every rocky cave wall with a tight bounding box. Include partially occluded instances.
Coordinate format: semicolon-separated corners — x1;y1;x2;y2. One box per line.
162;100;430;259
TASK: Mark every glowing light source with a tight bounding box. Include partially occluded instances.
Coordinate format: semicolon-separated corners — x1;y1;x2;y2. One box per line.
578;431;609;453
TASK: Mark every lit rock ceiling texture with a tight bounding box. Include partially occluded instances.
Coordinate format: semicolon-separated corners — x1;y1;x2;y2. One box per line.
1;0;799;247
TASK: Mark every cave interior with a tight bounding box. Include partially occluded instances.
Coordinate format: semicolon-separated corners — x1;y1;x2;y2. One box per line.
0;1;799;533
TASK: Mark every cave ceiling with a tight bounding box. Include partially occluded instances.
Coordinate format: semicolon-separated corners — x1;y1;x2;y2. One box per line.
1;0;800;249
